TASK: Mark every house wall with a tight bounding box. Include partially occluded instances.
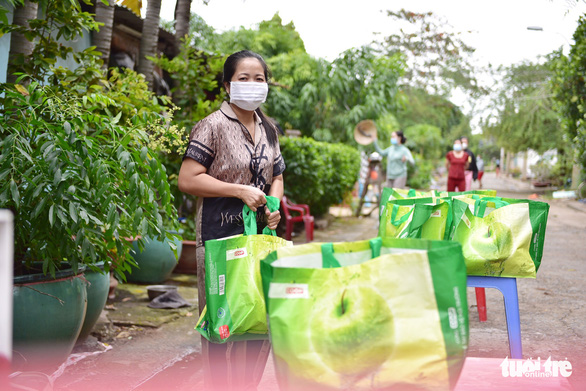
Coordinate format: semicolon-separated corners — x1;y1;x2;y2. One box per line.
0;1;14;83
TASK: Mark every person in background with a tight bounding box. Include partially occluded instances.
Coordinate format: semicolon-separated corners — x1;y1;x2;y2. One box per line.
495;158;501;177
460;136;477;191
446;139;469;192
178;50;285;391
374;130;415;189
476;154;485;189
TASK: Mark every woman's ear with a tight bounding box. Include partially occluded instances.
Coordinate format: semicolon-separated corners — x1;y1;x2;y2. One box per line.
224;81;230;96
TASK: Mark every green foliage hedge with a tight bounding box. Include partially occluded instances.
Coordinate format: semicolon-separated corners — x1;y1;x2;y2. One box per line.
406;153;434;190
280;137;360;216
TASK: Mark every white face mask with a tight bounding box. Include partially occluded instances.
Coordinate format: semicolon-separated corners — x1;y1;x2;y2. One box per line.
229;81;268;111
462;143;468;149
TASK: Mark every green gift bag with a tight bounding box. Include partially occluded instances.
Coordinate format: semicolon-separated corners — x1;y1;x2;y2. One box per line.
379;187;437;216
379;198;451;241
260;237;468;391
450;196;549;277
436;189;497;198
195;196;292;343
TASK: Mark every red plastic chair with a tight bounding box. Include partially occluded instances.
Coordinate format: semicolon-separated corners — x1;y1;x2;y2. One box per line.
281;196;314;242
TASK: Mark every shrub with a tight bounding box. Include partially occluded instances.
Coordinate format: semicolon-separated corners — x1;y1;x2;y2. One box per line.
280;137;360;216
407;153;433;190
0;0;180;278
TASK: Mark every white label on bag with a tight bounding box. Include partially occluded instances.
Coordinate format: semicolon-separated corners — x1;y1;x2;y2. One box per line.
431;210;442;217
219;274;225;296
448;307;458;329
268;283;309;299
226;247;248;260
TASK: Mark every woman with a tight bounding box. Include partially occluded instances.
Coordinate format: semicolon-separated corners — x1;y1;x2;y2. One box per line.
476;154;485;189
445;139;469;192
373;130;414;189
178;50;285;391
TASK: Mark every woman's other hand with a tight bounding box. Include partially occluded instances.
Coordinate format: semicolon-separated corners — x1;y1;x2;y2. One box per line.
266;209;281;230
238;185;267;211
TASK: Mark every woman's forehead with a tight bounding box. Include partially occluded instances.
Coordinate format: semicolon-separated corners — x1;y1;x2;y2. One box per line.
235;57;264;73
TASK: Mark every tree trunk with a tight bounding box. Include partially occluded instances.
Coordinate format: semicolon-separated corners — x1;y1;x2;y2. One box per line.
522;150;528;179
92;0;116;68
174;0;192;45
137;0;161;89
7;0;38;84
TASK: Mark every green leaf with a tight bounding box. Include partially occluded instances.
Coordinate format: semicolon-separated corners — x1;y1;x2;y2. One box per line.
82;237;90;258
49;204;55;226
112;111;122;124
140;146;148;161
107;204;117;225
15;146;33;163
32;196;48;218
57;206;67;225
133;207;143;229
0;170;10;184
69;202;78;223
53;168;62;187
79;208;89;224
140;217;148;236
10;180;19;208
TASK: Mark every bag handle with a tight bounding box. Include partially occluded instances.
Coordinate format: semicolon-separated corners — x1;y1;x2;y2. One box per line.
390;204;413;226
473;196;509;217
242;195;280;236
262;196;280;236
321;237;382;269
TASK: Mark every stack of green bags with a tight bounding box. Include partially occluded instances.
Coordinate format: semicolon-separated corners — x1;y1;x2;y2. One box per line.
378;188;550;278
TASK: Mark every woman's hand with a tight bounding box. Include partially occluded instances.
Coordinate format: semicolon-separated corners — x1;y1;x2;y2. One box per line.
266;209;281;230
401;155;406;162
238;185;267;212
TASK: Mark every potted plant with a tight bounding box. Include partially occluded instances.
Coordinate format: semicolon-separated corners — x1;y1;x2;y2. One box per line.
531;159;554;188
175;212;198;275
0;1;179;370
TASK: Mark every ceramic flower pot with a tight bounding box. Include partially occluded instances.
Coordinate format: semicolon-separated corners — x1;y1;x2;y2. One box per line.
12;264;87;372
127;235;183;284
77;262;110;341
174;240;197;274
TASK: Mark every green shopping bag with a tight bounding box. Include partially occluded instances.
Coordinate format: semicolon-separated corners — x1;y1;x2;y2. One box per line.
436;189;497;198
260;237;468;391
378;187;437;217
379;197;451;240
450;196;549;277
195;196;292;343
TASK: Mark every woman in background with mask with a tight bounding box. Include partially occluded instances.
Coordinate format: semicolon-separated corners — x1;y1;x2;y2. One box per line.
373;130;414;189
445;139;470;192
178;50;285;391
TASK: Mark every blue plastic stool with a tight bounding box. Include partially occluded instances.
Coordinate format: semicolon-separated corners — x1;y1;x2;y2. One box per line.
467;276;522;359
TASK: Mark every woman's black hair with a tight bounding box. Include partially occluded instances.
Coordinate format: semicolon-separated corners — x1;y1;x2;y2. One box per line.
223;50;280;147
395;130;407;144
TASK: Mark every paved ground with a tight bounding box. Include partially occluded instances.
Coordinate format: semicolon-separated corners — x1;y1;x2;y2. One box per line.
13;172;586;391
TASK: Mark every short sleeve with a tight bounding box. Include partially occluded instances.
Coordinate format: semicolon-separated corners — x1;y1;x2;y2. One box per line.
183;117;216;168
273;152;286;177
